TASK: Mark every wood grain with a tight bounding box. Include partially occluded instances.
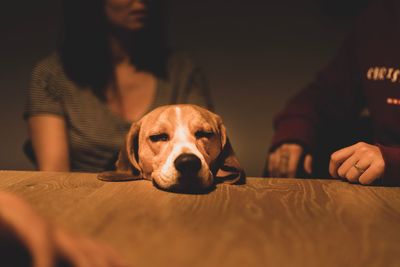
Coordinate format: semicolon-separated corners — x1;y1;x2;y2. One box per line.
0;171;399;267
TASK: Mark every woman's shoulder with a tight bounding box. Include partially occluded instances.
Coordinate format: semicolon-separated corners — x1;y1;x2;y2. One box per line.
30;52;80;99
166;50;199;72
32;52;65;78
165;50;202;82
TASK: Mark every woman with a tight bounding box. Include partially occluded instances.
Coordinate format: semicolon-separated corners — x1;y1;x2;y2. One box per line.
24;0;213;172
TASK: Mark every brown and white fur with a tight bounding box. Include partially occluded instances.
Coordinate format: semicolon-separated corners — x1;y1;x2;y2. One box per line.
98;104;245;192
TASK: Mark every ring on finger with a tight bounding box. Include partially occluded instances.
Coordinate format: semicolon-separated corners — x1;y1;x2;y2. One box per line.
353;163;366;174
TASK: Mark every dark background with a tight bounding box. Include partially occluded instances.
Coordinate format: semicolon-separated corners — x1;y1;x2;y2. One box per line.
0;0;370;176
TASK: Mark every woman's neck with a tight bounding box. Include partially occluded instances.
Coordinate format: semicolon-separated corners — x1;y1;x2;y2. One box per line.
109;28;139;64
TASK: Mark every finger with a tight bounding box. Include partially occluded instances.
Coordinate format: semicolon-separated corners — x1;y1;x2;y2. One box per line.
346;156;371;183
304;154;313;175
343;164;365;184
277;156;288;178
100;243;129;267
336;154;360;181
31;228;56;267
0;193;56;267
359;160;385;185
329;145;358;178
268;153;279;177
272;150;283;178
277;146;292;178
287;149;302;178
81;239;112;267
54;230;93;267
82;239;128;267
278;144;304;178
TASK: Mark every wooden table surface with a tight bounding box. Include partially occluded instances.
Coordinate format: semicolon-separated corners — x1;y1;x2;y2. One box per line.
0;171;399;267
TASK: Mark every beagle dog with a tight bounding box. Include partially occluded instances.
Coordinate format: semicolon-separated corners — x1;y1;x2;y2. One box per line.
98;104;245;192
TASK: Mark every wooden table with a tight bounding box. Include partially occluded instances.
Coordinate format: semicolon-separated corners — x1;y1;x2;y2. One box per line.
0;171;399;267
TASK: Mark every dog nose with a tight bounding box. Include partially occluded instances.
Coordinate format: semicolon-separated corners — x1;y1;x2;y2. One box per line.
174;153;202;175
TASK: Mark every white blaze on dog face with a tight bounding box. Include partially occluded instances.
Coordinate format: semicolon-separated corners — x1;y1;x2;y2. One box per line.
137;105;223;190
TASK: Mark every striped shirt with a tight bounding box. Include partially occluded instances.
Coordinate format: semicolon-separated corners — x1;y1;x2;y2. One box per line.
24;52;213;172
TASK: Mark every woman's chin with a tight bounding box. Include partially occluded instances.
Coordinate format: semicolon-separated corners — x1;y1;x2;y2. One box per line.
122;20;147;32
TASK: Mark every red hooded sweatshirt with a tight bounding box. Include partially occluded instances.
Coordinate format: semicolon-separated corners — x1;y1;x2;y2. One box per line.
271;0;400;185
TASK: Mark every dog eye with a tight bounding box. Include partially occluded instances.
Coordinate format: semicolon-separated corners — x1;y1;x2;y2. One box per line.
195;130;214;139
149;133;169;142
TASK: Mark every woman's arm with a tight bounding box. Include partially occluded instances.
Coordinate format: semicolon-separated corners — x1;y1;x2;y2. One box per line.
25;55;70;171
28;115;70;172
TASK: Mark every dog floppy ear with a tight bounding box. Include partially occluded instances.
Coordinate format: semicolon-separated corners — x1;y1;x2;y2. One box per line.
116;121;142;175
212;118;245;184
98;121;143;182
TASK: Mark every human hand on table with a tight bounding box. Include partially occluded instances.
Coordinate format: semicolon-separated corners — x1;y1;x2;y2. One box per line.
267;143;313;178
329;142;385;185
0;191;128;267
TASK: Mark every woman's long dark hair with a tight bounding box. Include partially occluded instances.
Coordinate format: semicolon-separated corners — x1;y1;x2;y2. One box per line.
59;0;168;100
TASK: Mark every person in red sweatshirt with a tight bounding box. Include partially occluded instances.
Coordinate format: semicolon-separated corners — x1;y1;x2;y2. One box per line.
266;0;400;185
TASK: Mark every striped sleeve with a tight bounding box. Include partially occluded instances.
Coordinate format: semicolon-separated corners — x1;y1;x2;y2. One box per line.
23;58;65;120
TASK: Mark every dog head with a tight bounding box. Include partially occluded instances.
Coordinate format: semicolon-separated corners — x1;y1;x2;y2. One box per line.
99;104;245;192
